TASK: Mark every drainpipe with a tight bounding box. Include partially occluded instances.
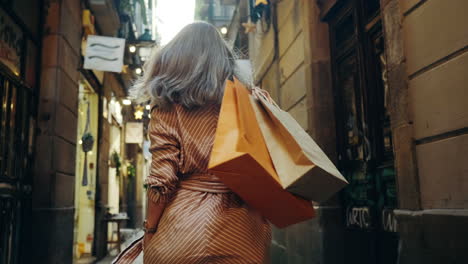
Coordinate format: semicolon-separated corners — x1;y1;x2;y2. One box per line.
208;0;214;24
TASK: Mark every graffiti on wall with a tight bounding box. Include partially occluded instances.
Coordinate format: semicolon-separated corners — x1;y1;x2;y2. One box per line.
346;207;372;229
382;209;397;232
346;206;398;232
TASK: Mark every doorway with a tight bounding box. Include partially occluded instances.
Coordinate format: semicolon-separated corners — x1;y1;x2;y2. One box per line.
73;80;99;261
325;0;398;263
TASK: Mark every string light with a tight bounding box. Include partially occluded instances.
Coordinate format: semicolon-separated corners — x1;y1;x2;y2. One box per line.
134;105;145;120
220;26;228;35
122;99;132;105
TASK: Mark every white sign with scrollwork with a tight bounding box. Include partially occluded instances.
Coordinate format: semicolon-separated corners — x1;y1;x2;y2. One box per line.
125;122;144;144
84;35;125;73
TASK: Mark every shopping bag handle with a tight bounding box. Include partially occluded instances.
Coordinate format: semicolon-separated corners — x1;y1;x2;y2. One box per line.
252;86;280;108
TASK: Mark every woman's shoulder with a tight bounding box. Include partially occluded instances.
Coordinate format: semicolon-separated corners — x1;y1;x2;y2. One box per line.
150;105;179;125
151;102;220;120
155;103;219;113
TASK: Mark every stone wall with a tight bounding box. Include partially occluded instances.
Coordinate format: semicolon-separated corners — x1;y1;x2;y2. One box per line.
252;0;468;262
32;1;130;260
32;0;82;263
401;0;468;209
382;0;468;263
248;0;345;263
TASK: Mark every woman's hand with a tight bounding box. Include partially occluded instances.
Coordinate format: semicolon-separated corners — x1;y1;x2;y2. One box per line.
143;220;158;250
143;190;167;250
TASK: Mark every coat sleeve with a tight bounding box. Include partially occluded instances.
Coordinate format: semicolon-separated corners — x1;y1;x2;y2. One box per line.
145;108;181;204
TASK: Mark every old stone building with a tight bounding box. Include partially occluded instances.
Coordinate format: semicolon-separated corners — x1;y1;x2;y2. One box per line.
0;1;41;263
0;1;155;263
386;0;468;262
219;0;468;263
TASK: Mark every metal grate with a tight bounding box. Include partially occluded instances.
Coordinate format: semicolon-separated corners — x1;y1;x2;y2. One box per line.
0;72;34;264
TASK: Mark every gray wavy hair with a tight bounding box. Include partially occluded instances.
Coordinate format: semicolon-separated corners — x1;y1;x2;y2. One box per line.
130;21;252;109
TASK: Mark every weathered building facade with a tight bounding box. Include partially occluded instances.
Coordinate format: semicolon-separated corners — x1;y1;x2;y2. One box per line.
222;0;468;263
0;1;42;263
0;1;155;263
385;0;468;262
32;0;85;262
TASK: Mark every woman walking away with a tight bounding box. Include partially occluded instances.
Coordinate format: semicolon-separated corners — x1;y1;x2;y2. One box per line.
112;22;271;264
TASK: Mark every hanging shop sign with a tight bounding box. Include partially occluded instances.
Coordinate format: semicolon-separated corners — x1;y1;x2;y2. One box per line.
0;9;23;75
125;122;144;144
84;35;125;73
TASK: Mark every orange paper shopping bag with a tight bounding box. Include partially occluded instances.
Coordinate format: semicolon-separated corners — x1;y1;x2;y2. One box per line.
208;78;315;228
253;89;348;202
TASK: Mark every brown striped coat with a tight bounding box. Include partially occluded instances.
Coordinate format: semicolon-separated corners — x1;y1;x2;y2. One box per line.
113;104;271;264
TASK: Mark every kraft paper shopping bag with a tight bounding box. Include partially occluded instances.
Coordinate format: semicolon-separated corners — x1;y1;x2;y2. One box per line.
208;79;315;228
253;89;348;202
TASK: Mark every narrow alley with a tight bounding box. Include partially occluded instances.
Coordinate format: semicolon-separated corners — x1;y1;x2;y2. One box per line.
0;0;467;264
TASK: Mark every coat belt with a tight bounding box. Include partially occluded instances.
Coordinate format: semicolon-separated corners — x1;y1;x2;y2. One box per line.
180;173;231;193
